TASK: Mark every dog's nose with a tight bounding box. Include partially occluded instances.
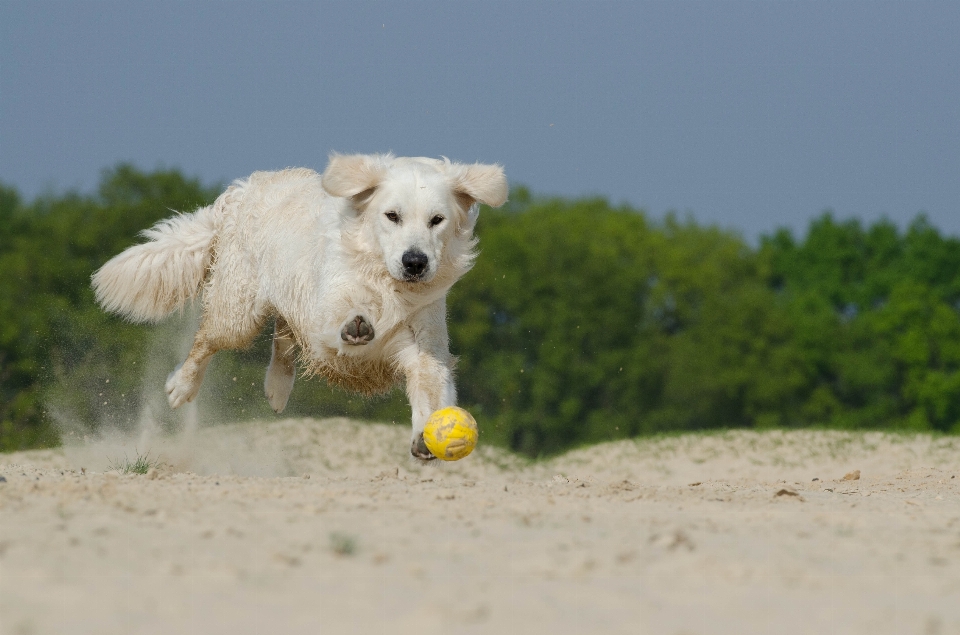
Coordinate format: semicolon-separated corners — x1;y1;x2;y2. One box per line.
401;250;429;278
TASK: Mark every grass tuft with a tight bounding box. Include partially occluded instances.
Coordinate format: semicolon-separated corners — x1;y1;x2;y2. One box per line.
329;532;357;556
107;450;164;475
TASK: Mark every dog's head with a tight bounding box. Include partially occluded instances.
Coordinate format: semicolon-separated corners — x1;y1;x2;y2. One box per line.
321;154;508;284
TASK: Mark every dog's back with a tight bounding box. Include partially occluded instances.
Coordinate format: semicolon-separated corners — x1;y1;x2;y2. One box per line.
92;168;327;325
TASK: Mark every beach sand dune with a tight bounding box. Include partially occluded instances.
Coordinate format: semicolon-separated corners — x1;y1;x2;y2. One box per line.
1;418;959;634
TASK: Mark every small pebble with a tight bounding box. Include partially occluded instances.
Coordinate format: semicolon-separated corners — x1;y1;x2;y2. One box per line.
0;476;6;483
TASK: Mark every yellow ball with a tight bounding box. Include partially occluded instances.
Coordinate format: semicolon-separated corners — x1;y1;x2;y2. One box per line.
422;406;478;461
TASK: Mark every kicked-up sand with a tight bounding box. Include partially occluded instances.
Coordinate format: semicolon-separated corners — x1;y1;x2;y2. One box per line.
1;418;959;634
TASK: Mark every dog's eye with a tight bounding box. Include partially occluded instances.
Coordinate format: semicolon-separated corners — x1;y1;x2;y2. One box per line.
385;212;400;224
429;215;445;227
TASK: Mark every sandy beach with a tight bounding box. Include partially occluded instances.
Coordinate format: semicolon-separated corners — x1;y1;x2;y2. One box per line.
1;418;959;634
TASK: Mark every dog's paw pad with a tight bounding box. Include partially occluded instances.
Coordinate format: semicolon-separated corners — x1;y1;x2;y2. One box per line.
410;434;436;461
341;315;375;345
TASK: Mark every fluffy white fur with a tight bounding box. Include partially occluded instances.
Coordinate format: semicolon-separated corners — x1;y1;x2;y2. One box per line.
92;154;508;459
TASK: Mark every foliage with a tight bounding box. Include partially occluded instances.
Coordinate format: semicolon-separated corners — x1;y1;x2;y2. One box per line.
0;167;221;449
1;167;959;456
452;197;790;454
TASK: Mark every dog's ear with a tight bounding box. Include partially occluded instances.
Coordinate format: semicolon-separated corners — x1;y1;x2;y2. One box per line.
450;162;508;210
321;153;392;207
447;162;508;231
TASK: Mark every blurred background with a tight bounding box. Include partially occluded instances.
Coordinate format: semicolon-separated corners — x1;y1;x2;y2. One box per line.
2;0;959;454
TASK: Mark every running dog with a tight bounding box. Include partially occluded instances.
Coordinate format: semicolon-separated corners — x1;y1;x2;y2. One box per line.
92;154;508;459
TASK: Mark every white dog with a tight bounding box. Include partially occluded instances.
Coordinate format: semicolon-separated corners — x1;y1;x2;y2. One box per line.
92;154;508;459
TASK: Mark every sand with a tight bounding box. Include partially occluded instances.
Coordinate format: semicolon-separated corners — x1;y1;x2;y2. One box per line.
1;417;959;635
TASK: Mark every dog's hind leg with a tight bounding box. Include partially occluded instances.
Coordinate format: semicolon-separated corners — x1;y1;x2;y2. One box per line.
165;331;218;409
264;316;297;413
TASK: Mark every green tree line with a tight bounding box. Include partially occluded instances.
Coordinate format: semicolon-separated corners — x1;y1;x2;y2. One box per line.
2;167;959;455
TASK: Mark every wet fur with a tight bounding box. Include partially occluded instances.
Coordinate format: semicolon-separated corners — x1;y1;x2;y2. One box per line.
92;155;507;457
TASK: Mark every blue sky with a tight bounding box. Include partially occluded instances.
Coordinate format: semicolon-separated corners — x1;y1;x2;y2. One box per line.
2;0;958;239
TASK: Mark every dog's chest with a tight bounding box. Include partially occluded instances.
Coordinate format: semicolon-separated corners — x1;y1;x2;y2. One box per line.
301;342;402;395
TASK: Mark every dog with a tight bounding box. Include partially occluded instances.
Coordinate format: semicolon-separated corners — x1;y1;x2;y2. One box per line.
92;154;508;460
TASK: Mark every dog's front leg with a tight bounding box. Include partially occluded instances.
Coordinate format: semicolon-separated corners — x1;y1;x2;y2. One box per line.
398;302;457;460
403;349;456;460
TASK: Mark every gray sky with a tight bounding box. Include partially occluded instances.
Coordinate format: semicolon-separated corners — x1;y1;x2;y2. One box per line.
2;0;959;239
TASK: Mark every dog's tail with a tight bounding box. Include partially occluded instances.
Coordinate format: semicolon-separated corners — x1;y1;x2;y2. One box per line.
92;203;219;323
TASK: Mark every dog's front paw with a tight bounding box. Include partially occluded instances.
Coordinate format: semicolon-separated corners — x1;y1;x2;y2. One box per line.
340;314;375;345
410;433;437;461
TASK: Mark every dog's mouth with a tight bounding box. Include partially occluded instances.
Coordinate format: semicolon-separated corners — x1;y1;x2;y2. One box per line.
394;268;437;285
